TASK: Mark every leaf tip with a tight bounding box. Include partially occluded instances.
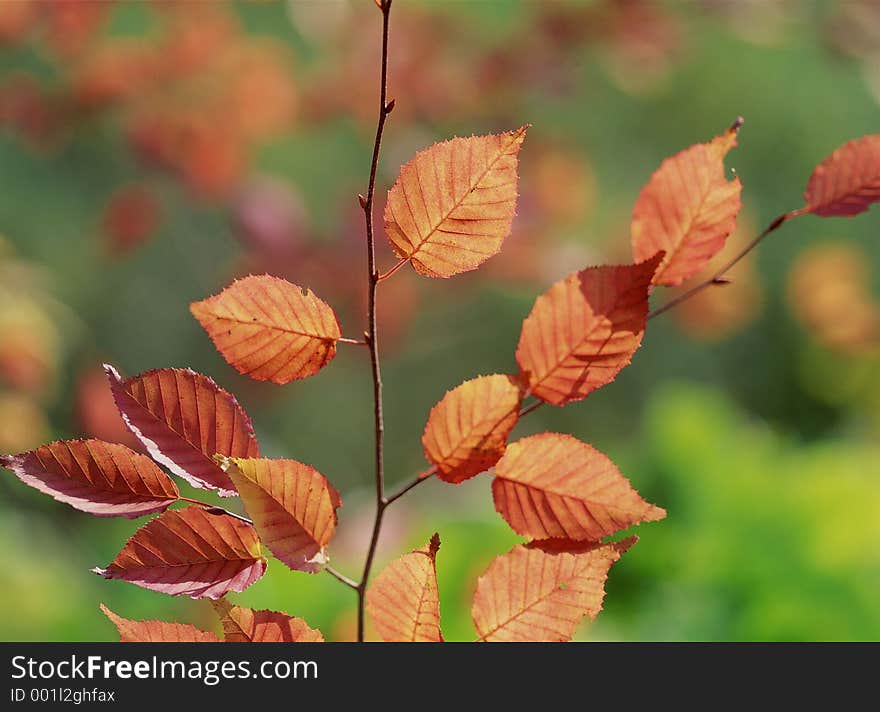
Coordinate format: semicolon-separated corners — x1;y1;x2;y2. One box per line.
428;532;441;557
729;116;744;134
647;504;667;523
615;535;639;555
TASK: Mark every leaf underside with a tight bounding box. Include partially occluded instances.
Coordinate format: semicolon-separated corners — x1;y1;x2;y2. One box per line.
106;364;258;497
94;507;266;599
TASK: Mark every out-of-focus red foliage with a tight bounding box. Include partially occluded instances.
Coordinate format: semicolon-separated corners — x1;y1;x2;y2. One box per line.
101;184;162;258
3;2;297;201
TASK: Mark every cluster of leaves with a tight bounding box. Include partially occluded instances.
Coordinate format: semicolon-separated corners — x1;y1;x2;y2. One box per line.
4;117;878;641
3;0;880;641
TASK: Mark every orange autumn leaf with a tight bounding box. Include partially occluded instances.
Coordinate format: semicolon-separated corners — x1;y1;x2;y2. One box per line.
384;126;528;278
471;538;636;642
218;457;340;573
366;534;443;642
631;123;742;286
516;255;661;406
492;433;665;541
212;599;324;642
100;604;221;642
93;507;266;599
0;439;179;519
422;374;522;484
190;275;341;384
803;135;880;217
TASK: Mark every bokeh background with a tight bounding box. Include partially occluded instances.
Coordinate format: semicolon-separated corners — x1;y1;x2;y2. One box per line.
0;0;878;642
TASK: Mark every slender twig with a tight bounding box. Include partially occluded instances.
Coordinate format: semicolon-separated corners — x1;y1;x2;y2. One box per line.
356;0;394;643
338;336;369;346
179;497;253;525
386;469;434;506
647;209;803;321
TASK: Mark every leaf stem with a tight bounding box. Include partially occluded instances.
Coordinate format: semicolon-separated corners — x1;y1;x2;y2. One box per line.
338;336;369;346
178;497;253;525
356;0;394;642
377;257;409;282
386;469;434;505
647;209;803;321
518;399;543;418
325;565;359;590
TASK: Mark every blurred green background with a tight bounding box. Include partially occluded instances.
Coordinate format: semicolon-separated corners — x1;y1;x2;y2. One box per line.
0;0;878;642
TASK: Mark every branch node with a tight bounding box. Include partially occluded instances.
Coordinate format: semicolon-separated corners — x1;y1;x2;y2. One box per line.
358;193;367;209
384;98;396;114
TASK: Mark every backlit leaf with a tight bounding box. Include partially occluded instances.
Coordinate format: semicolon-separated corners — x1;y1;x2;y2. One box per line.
93;507;266;599
1;439;178;518
492;433;665;541
515;255;660;406
384;126;528;278
366;534;443;642
106;364;259;497
212;599;324;642
631;125;742;286
471;538;636;642
804;135;880;217
218;457;340;573
100;604;221;642
422;374;522;484
190;274;341;384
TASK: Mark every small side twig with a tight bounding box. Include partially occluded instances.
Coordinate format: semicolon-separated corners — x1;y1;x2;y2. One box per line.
647;209;803;321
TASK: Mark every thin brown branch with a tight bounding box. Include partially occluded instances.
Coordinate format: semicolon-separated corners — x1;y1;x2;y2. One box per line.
385;469;434;506
356;0;394;643
647;209;804;321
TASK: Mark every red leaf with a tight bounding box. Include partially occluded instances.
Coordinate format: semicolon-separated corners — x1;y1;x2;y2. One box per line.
1;439;178;518
804;135;880;217
384;127;528;278
106;364;259;497
422;374;522;484
100;604;221;642
631;125;742;286
492;433;665;541
218;457;340;573
93;507;266;599
366;534;443;642
515;255;661;405
190;275;341;384
212;599;324;642
471;538;636;642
